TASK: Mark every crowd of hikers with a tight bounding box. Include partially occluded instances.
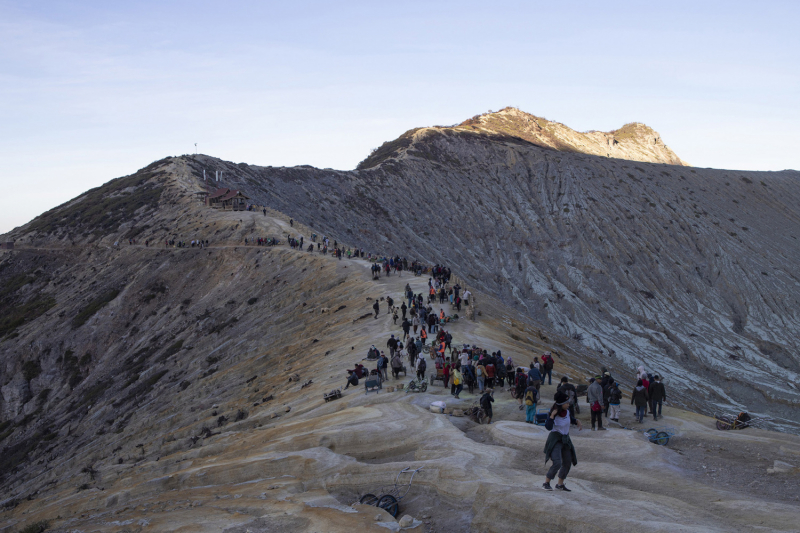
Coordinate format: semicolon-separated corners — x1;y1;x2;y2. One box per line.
239;216;675;495
346;283;669;493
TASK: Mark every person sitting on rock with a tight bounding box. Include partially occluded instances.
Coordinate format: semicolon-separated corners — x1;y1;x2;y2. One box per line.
344;371;358;390
347;363;365;379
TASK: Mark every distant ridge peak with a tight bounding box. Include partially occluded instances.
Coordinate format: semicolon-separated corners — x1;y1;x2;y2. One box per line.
357;107;688;170
455;106;688;166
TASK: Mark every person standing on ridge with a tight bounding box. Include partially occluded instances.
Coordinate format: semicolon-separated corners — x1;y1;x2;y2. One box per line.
541;352;554;385
586;376;606;431
524;382;540;424
373;300;380;319
648;375;666;421
543;391;582;492
387;334;398;357
480;388;495;424
631;379;649;423
607;381;622;423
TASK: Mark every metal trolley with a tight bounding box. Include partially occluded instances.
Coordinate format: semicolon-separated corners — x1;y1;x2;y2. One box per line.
358;467;424;518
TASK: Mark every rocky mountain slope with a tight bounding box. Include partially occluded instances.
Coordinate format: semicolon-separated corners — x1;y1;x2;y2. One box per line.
1;192;800;532
111;119;795;431
1;109;799;531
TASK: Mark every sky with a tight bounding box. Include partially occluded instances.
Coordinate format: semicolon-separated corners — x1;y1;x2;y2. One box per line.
1;0;798;233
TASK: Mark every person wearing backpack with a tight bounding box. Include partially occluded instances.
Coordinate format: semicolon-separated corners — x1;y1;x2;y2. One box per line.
476;362;486;392
586;376;606;431
543;391;582;492
391;352;403;380
373;299;380;318
416;355;427;381
463;363;476;394
524;384;540;424
480;389;495;424
542;352;554;385
451;366;463;399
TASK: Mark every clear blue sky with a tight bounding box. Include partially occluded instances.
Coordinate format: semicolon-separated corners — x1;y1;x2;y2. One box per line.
1;0;798;233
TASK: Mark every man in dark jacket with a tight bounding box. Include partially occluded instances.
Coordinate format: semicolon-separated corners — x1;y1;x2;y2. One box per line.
648;375;667;420
373;300;380;318
480;389;495;424
401;318;411;341
631;380;649;423
387;334;398;357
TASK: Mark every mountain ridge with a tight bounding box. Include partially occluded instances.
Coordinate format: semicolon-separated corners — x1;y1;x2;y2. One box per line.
358;107;687;170
2;127;800;531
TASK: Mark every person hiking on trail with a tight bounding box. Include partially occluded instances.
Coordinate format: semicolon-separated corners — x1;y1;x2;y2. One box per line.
607;382;622;422
485;359;496;389
392;309;399;325
387;335;398;357
586;376;606;431
451;366;463;399
637;366;650;392
543;391;582;492
514;368;527;408
416;355;427;381
541;352;554;385
401;318;411;341
443;358;451;389
631;379;649;423
504;358;515;391
524;383;540;424
427;312;436;333
377;351;388;381
463;363;476;394
557;377;579;415
476;361;487;392
386;296;394;312
480;389;495;424
411;315;420;334
373;300;380;319
401;302;407;319
419;327;427;346
391;352;403;379
528;362;543;391
289;218;293;227
648;375;666;420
